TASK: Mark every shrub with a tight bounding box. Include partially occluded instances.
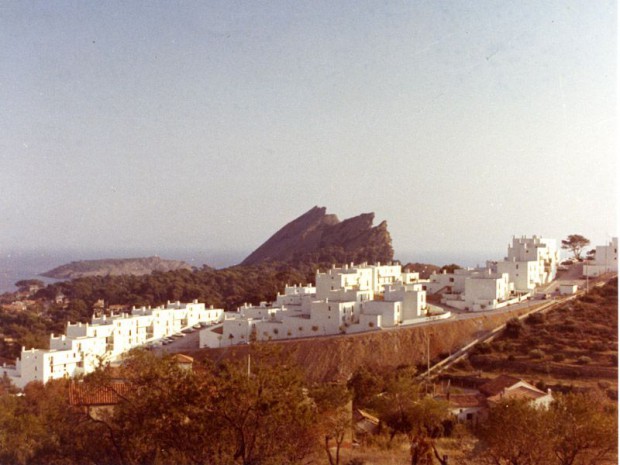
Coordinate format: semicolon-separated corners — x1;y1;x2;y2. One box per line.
576;356;592;365
346;459;365;465
606;389;618;401
529;349;544;360
553;353;566;362
474;342;493;355
494;341;506;352
505;318;523;338
526;313;545;325
598;380;610;390
311;326;319;332
368;321;375;328
454;359;472;370
273;328;279;335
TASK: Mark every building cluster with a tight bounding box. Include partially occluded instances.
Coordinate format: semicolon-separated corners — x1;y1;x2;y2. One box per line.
583;237;618;277
1;301;223;388
427;236;559;311
3;234;593;389
434;374;554;424
200;262;448;348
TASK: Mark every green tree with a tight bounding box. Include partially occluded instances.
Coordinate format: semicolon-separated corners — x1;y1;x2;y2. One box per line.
561;235;591;261
209;344;317;465
371;367;449;465
440;264;462;274
478;399;552;465
310;383;352;465
549;393;618;465
103;350;209;465
347;366;383;408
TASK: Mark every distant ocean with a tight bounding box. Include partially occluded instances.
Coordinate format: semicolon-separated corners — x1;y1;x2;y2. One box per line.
0;249;496;295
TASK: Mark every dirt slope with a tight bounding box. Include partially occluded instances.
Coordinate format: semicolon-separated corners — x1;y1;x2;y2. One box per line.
190;308;532;383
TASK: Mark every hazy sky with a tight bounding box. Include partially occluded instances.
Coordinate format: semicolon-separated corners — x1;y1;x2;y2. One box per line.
1;1;617;266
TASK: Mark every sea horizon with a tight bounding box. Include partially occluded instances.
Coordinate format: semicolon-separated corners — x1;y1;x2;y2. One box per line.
0;247;501;295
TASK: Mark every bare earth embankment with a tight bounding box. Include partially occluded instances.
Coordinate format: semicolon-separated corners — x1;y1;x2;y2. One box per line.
189;305;536;383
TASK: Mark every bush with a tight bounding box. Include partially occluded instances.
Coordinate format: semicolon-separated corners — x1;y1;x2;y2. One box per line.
346;460;365;465
553;353;566;362
577;356;592;365
529;349;544;360
474;342;493;355
597;380;610;390
505;318;523;338
606;389;618;401
526;313;545;325
453;359;472;370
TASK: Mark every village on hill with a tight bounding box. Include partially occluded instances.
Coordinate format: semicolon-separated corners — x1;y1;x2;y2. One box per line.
1;235;616;390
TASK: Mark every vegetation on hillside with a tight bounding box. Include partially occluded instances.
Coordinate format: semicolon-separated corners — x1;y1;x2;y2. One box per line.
0;347;615;465
448;278;618;397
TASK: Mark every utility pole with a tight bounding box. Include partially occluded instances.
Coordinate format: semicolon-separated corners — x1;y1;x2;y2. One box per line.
425;331;431;395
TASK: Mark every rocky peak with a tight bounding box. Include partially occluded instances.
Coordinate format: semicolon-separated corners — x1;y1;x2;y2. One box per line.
240;207;394;266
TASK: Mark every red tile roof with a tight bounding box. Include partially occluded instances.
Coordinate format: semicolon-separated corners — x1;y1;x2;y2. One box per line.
69;381;129;406
435;393;487;409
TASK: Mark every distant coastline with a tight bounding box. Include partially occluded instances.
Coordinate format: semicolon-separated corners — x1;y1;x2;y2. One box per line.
0;249;497;295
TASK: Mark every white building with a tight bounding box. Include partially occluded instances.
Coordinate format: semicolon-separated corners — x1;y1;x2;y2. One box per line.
435;269;518;311
428;236;558;310
583;237;618;277
496;236;559;292
205;263;448;348
1;300;223;389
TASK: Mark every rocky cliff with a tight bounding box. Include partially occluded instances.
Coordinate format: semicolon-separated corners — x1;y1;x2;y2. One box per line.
42;257;192;279
240;206;394;266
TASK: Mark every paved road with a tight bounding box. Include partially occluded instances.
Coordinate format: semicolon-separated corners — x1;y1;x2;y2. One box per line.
151;331;200;355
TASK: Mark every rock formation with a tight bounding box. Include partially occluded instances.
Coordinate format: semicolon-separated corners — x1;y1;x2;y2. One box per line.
240;206;394;266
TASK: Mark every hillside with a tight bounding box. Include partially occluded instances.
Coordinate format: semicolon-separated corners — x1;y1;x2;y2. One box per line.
445;278;618;397
240;206;394;266
41;257;192;279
